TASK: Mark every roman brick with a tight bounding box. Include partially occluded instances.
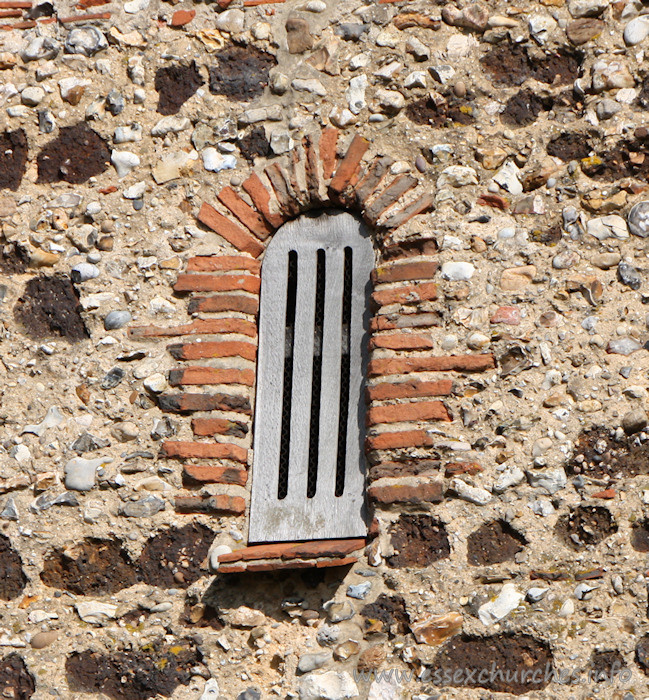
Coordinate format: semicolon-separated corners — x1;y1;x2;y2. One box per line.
265;163;301;217
369;460;440;480
217;185;275;239
444;462;483;477
129;318;257;339
367;400;452;425
168;340;256;361
353;156;394;205
372;282;438;306
188;295;259;315
367;379;453;401
245;560;316;572
197;202;265;257
173;274;261;294
368;480;444;504
157;393;251;415
319;127;339;180
175;494;246;515
382;236;438;261
303;132;322;203
368;354;495;377
370;312;443;331
186;255;261;273
241;172;286;228
369;334;434;350
218;538;366;563
316;557;359;568
363;174;418;223
192;417;249;437
366;429;434;451
169;367;255;387
371;260;438;284
182;464;248;486
162;441;248;462
329;134;370;195
378;192;435;232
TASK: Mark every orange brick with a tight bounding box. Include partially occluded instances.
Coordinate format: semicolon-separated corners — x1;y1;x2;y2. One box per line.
367;400;452;425
192;417;249;437
175;493;246;515
219;538;366;563
182;464;248;486
158;393;251;415
319;127;339;180
370;334;434;350
162;441;247;463
372;282;438;306
368;480;444;504
169;367;255;387
197;202;265;258
217;185;275;239
186;256;261;273
371;260;438;284
170;8;195;25
189;295;259;315
368;354;495;377
367;379;453;401
168;340;257;361
329;134;370;195
366;429;433;451
173;274;260;294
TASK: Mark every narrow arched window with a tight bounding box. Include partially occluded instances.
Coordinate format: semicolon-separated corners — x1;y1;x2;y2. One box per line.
249;211;374;542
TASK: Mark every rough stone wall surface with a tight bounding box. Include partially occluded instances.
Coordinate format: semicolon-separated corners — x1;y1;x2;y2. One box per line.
1;0;649;698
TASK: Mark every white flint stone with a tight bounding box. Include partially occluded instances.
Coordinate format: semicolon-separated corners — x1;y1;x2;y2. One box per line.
270;131;294;154
76;601;118;625
20;86;44;106
215;8;245;33
527;587;549;603
114;124;143;143
441;262;475;281
22;407;64;437
152;151;198;184
123;182;146;200
111;150;140;178
11;445;31;465
376;88;405;113
200;679;220;699
494;161;523;194
528;13;557;43
298;671;359;700
202;148;236;172
437;165;478;188
527;467;567;495
478;584;524;625
429;64;455;83
151;116;191;136
292;78;327;96
492;466;525;493
346;74;367;115
374;61;402;81
587;215;629;240
64;456;112;491
625;16;649;45
349;54;370;70
124;0;149;12
450;478;492;505
404;71;427;89
143;373;167;394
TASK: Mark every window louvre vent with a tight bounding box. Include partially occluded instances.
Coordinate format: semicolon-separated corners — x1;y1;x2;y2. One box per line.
249;212;374;543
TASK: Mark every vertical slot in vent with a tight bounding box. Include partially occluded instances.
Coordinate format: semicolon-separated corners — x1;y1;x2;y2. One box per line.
335;246;353;497
277;249;297;500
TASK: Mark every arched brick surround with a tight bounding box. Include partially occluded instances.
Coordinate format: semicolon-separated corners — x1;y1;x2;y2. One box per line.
129;127;497;572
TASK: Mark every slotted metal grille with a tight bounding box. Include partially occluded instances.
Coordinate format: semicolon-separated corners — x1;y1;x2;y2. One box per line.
249;212;374;543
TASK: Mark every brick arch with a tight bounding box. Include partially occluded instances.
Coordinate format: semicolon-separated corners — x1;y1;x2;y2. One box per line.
129;127;496;572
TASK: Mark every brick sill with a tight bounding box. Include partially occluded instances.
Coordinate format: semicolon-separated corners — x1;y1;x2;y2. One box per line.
216;538;366;574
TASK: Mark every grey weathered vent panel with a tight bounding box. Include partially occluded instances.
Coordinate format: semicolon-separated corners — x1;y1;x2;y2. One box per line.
248;211;374;543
